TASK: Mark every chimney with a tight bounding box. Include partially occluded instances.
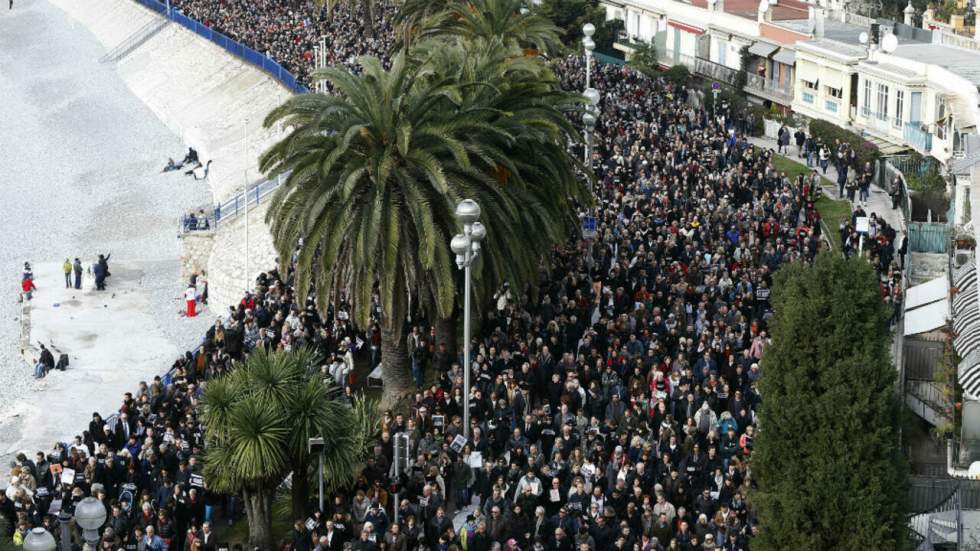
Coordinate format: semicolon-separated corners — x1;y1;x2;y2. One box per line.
815;7;825;38
903;1;915;26
717;0;725;13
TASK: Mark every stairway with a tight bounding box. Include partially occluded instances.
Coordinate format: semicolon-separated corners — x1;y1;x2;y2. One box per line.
99;18;169;63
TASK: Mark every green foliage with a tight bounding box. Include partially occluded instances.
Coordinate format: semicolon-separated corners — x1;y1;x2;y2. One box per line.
536;0;623;52
905;153;946;192
201;348;380;546
413;0;564;54
752;253;908;550
702;82;746;113
627;40;659;78
662;64;691;85
262;7;592;407
808;119;881;167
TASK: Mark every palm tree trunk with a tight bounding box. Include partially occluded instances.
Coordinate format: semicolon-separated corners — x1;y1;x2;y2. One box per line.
380;275;412;412
362;0;376;39
291;458;311;519
435;315;457;358
243;488;274;550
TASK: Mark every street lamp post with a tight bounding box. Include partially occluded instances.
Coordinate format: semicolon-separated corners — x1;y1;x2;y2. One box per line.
582;23;596;89
450;200;485;440
74;497;107;548
582;87;601;165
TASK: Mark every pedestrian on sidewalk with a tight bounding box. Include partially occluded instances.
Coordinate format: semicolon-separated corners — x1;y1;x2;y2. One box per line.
777;126;790;155
890;175;904;209
63;259;72;288
794;128;806;158
837;163;847;198
73;258;82;289
858;174;870;205
819;144;830;174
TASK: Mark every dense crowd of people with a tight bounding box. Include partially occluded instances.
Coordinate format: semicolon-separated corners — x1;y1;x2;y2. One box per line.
171;0;396;87
3;6;908;551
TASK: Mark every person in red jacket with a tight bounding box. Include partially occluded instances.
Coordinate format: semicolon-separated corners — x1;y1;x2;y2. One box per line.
21;275;36;301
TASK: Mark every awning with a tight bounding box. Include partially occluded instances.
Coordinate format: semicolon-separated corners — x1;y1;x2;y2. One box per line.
905;300;949;336
772;48;796;66
748;41;779;58
906;274;949;310
821;68;846;91
904;272;950;337
668;20;704;35
949;94;978;131
960;349;980;400
795;59;820;85
953;263;980;359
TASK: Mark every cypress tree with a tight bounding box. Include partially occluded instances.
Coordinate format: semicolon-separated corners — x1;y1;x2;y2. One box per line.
752;252;908;550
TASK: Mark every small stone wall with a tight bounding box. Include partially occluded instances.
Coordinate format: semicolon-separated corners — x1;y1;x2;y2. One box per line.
180;231;215;285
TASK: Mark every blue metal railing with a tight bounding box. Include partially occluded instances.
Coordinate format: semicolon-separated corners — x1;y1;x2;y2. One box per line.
131;0;309;94
212;175;284;227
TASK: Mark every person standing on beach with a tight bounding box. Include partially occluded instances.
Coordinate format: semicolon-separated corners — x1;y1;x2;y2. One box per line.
63;259;72;288
73;258;82;289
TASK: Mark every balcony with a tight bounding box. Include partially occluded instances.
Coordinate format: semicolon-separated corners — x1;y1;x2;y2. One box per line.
744;73;793;104
693;57;741;87
905;122;935;153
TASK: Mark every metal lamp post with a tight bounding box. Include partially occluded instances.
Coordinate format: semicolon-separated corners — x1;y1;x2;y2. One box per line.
582;87;601;165
23;528;57;551
450;200;485;440
74;497;107;547
582;23;596;89
309;437;325;513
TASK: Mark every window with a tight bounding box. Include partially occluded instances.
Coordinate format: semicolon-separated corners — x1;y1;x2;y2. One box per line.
863;79;872;117
825;86;843;99
802;79;819;90
825;100;838;113
803;92;815;104
895;89;905;127
876;83;889;121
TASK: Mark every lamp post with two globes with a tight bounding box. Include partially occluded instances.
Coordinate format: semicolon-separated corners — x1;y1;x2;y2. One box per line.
450;199;486;440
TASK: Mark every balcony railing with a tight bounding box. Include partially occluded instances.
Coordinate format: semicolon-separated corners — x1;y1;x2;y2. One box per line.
693;57;741;86
904;122;935;153
744;73;793;101
859;107;905;136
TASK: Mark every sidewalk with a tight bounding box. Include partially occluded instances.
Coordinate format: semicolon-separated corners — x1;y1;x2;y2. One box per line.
747;134;906;242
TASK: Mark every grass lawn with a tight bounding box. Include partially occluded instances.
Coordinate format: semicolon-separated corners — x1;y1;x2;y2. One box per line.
761;149;852;250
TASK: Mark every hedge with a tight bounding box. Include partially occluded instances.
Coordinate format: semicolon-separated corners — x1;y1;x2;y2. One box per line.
807;119;881;167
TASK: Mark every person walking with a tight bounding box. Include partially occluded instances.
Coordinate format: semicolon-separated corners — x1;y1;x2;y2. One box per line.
73;258;82;289
63;259;72;288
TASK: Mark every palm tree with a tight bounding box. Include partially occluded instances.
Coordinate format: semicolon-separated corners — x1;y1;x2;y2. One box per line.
201;348;379;549
409;0;564;55
260;42;591;409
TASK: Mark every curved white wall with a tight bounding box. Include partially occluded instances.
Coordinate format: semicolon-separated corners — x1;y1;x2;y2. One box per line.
48;0;287;311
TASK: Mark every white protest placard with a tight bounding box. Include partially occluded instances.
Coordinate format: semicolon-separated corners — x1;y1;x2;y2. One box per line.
855;216;869;234
61;468;75;486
